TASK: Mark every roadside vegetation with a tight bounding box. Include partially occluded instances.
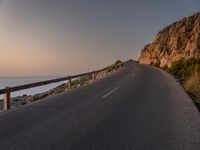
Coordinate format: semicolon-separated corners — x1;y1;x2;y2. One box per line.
165;58;200;109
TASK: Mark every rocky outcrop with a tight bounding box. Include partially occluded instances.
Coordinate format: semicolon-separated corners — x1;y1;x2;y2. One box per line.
139;12;200;67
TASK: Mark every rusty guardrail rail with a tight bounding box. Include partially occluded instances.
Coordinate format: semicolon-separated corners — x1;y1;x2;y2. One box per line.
0;63;123;111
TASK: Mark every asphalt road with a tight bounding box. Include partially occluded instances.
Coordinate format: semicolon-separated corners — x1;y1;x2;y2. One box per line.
0;60;200;150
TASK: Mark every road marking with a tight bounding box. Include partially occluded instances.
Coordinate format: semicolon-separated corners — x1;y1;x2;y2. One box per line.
102;86;120;99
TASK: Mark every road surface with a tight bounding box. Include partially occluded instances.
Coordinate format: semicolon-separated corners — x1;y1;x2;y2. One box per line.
0;60;200;150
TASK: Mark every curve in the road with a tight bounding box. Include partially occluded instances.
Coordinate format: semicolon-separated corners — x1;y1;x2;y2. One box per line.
0;60;200;150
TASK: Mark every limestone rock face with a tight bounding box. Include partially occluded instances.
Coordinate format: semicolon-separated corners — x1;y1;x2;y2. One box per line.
139;13;200;67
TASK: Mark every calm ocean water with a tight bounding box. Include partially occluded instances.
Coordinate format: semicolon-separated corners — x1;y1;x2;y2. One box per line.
0;76;67;99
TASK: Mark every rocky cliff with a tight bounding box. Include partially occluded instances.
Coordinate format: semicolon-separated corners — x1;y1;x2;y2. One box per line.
139;12;200;67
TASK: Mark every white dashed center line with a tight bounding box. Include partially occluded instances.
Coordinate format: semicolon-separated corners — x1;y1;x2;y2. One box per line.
102;86;120;99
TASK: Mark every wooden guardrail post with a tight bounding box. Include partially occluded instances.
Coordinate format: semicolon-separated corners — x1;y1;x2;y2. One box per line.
92;72;96;81
68;78;72;90
3;87;10;111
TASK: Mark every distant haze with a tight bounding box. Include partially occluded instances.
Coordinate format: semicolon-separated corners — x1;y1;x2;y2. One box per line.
0;0;199;76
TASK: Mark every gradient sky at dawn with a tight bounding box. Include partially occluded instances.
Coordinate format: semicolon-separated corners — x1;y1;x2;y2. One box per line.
0;0;199;76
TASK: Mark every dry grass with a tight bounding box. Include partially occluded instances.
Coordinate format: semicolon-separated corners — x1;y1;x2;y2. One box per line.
184;72;200;104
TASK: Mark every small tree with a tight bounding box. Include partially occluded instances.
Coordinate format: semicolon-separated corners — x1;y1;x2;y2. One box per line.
114;60;122;65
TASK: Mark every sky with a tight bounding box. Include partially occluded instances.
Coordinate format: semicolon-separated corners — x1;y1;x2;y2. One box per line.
0;0;199;76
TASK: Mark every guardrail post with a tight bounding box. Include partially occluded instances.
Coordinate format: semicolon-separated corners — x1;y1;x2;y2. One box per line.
3;87;10;111
92;72;96;81
68;78;72;90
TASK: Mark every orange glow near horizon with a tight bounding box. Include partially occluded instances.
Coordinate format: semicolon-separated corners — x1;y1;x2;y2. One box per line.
0;40;112;76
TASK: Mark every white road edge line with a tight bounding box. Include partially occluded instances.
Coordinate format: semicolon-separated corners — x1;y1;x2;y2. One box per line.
102;86;120;99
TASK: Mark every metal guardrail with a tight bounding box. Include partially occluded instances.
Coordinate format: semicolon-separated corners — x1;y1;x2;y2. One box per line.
0;63;123;111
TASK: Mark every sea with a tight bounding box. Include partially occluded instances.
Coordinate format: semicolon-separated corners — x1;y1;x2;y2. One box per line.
0;76;67;99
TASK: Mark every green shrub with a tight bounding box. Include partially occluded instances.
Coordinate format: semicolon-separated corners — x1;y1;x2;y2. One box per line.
167;58;200;107
167;58;200;80
151;61;160;68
